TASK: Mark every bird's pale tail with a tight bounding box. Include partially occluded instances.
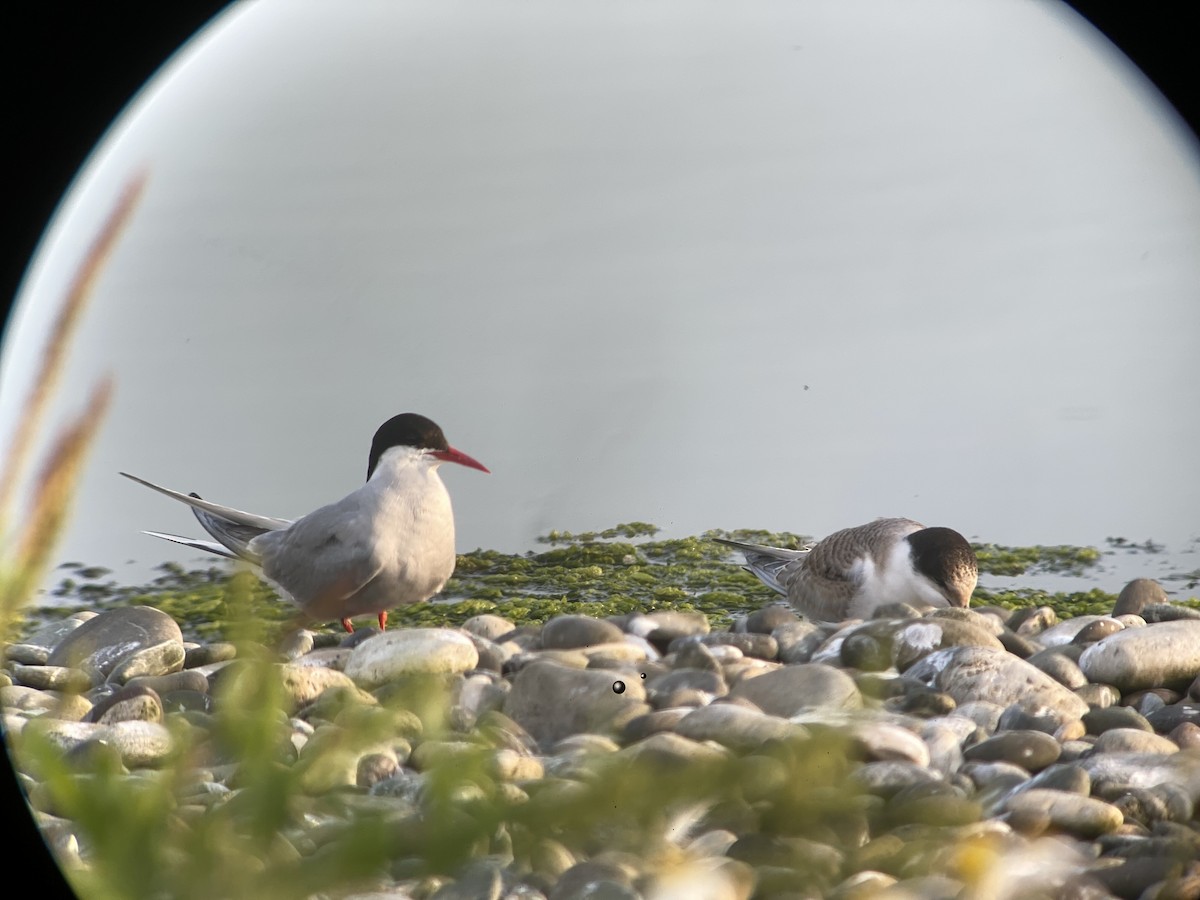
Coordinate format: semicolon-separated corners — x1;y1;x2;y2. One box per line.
713;537;809;596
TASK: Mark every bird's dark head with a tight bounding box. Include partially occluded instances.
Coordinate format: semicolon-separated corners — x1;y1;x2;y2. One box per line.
367;413;489;480
907;526;978;608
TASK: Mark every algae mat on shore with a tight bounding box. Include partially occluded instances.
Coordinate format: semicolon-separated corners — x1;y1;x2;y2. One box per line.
33;524;1186;644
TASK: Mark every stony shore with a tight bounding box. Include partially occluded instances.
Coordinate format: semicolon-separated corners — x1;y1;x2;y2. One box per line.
6;581;1200;899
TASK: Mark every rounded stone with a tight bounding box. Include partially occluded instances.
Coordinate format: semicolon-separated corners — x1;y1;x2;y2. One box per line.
541;615;625;649
1072;619;1125;644
46;606;183;680
1024;650;1088;689
85;684;164;724
673;703;804;753
1091;728;1179;755
728;662;861;718
11;664;93;692
503;660;648;748
1113;579;1168;616
743;605;799;634
107;639;187;684
891;618;1004;672
682;632;779;661
1035;616;1114;647
962;730;1061;772
460;614;517;641
1001;788;1123;838
844;721;930;767
280;663;363;709
906;647;1089;723
344;628;480;688
635;610;711;644
772;621;825;663
1078;620;1200;692
104;720;175;768
1083;705;1153;734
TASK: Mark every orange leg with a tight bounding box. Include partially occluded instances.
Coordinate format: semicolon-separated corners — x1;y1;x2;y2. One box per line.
341;617;354;633
378;610;388;630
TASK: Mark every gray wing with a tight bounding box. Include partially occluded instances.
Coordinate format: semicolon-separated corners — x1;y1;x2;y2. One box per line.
713;537;809;595
251;501;386;620
789;518;924;622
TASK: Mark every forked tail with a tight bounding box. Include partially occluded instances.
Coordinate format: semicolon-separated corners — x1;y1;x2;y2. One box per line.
713;537;809;596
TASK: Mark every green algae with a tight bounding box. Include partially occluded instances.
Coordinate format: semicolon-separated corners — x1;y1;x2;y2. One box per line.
30;524;1200;642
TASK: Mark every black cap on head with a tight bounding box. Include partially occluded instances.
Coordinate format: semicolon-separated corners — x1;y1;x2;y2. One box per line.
366;413;449;480
906;526;978;589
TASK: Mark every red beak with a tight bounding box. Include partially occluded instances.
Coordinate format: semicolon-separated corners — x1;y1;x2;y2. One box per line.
433;446;490;473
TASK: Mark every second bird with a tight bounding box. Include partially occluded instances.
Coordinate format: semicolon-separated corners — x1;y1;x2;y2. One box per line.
717;517;978;623
122;412;489;632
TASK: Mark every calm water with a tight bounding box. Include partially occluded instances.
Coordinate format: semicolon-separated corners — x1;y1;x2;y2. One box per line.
4;1;1199;602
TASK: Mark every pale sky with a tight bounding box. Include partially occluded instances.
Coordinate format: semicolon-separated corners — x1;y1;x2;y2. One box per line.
4;0;1199;595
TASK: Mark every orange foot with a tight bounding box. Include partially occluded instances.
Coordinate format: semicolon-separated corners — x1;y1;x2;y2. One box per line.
341;617;354;633
378;611;388;630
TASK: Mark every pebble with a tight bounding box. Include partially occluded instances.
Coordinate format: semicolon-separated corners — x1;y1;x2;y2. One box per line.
10;596;1200;900
726;662;861;718
1113;579;1168;616
1078;620;1200;692
906;647;1090;723
344;628;480;687
541;615;625;649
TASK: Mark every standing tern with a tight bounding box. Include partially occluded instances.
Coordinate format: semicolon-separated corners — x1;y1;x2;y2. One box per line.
716;517;977;623
122;413;488;632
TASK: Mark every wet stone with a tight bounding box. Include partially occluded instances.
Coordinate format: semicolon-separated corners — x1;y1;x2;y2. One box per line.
890;617;1004;672
906;647;1089;724
1036;616;1113;647
107;639;187;684
1146;703;1200;734
46;606;183;680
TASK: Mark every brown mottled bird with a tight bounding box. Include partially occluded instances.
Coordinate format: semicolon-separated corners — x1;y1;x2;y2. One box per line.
122;413;488;632
717;517;977;623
